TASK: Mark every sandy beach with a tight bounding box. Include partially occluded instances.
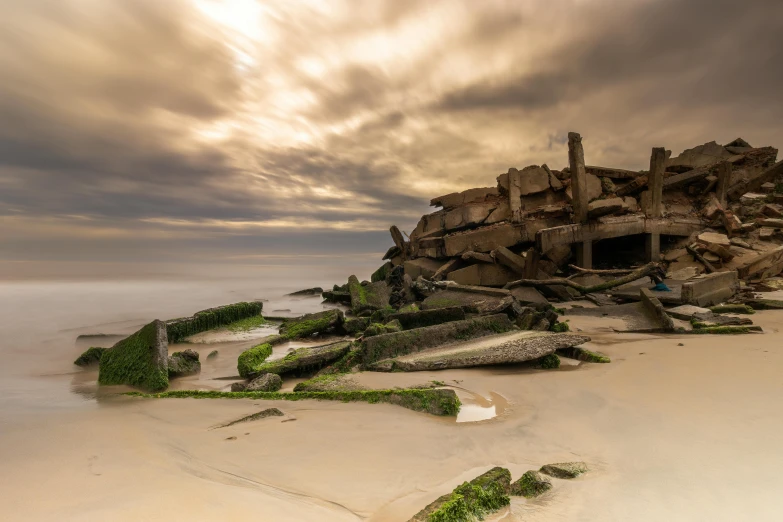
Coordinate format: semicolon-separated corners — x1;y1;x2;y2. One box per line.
2;274;782;521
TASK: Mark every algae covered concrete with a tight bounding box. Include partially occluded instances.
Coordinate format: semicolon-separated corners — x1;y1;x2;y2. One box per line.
98;319;169;392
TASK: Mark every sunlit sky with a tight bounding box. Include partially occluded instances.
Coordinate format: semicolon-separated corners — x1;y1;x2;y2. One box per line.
1;0;781;272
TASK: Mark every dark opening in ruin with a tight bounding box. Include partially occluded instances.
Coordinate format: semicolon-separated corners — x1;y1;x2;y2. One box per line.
591;234;681;269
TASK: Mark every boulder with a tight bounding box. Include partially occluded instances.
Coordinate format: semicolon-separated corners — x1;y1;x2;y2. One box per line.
74;347;107;367
245;373;282;392
348;276;391;314
279;309;344;339
168;349;201;377
539;462;588;479
98;319;169;392
509;471;552;498
231;382;247;392
207;350;219;359
369;330;591;372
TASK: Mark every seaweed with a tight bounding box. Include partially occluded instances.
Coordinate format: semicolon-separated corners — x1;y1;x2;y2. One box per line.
166;302;263;343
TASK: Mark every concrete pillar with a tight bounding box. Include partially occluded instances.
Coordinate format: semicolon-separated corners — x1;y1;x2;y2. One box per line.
648;147;666;218
568;132;591;268
646;147;666;262
575;241;593;269
568;132;589;224
716;161;731;207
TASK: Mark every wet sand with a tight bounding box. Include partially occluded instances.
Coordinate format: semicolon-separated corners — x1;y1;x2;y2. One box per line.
2;277;783;521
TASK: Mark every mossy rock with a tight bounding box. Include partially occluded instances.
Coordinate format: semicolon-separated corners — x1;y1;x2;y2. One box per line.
348;275;391;314
237;335;283;378
125;387;461;416
389;306;465;330
98;320;169;392
410;467;511;521
370;307;395;324
247;340;352;378
343;317;370;336
556;346;610;363
534;353;561;369
207;350;219;359
687;325;762;334
245;373;282;392
709;304;755;315
168;349;201;377
371;262;394;283
539;462;588;479
363;319;403;338
550;321;570;333
509;470;552;498
397;303;420;314
279;310;344;340
166;302;263;343
74;347;107;367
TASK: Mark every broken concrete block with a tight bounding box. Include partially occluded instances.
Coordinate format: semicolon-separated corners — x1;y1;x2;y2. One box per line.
403;258;443;279
348;276;391;314
737;246;783;280
461;251;495;264
430;187;499;210
245;373;283;392
443;223;525;256
762;204;783;218
681;271;739;306
666;304;712;321
565;173;603;202
369;330;591;372
587;197;625;218
280;309;344;340
248;341;352;378
600;177;616;194
493;246;526;274
761;182;776;193
485;199;511;224
443;201;498;231
640;288;675;332
431;258;462;281
447;263;516;287
697;232;731;247
544;245;572;267
759;227;775;239
759;218;783;228
702;194;723;221
667;266;701;280
388;307;466;330
730;238;752;249
543;164;564;191
663;248;689;262
667;141;732;172
98;320;169;392
358;314;515;368
422;289;514;315
168;349;200;377
511;165;551;196
510;470;552;498
510;286;550;305
539;462;588;479
622;196;639;213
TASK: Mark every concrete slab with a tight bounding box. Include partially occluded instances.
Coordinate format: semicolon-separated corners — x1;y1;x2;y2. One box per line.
666;304;711;321
564;302;665;332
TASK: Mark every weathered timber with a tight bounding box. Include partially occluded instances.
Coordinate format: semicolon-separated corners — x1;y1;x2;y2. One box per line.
504;262;663;294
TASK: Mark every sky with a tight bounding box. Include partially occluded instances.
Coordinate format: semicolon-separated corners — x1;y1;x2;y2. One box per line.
1;0;781;275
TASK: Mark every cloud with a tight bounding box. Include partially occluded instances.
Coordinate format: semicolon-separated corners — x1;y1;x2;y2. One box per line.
0;0;781;270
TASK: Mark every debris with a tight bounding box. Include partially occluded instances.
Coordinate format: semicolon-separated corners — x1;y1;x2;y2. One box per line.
539;462;588;479
505;262;664;295
168;349;201;377
279;309;344;339
245;373;283;392
246;340;352;378
639;288;675;332
388;306;466;330
98;320;169;392
510;471;553;498
166;302;263;343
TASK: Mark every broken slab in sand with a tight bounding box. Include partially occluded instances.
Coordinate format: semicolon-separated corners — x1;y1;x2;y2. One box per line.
367;330;590;372
565;302;672;333
421;288;513;315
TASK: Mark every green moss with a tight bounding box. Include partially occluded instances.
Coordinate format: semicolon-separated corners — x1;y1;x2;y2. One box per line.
99;320;168;392
540;462;588;479
550;322;570;332
424;297;463;309
292;373;344;392
237;341;274;378
124;388;461;416
246;341;352;378
509;471;552;498
709;304;755;315
397;303;420;313
166;302;263;343
556;347;610;363
420;467;511;522
74;346;107;366
687;325;762;334
371;261;394;283
227;314;269;332
279;310;342;340
535;353;561;369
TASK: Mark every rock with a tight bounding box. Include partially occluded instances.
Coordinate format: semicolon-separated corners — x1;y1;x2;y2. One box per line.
539;462;588;479
759;218;783;228
245;373;282;392
447;263;516;287
166;302;263;343
702;252;720;263
510;165;550;196
762;204;783;218
761;182;776;193
510;470;553;498
510;286;550;306
369;330;591;372
544;245;572;266
697;232;731;247
730;238;752;249
74;347;107;367
408;467;511;522
215;408;285;428
556;346;610;363
623;196;639;213
98;320;169;392
279;309;344;339
740;193;767;205
666;304;712;321
342;317;371;336
360;314;516;369
322;290;352;304
493;246;527;275
443;223;525;257
207;350;219;359
168;349;201;377
759;227;776;239
587;197;625;218
702;194;723;221
370;262;394;283
422;289;514;315
247;340;353;378
230;382;247;392
667;141;732;172
600;177;616;194
348;276;391;314
388;306;466;330
363;319;402;337
691;312;753;328
287;287;324;296
565;173;603;202
403;258;444;279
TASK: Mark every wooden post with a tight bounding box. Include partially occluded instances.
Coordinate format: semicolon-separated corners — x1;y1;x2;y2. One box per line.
646;147;666;262
716;161;731;207
568;132;591;268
